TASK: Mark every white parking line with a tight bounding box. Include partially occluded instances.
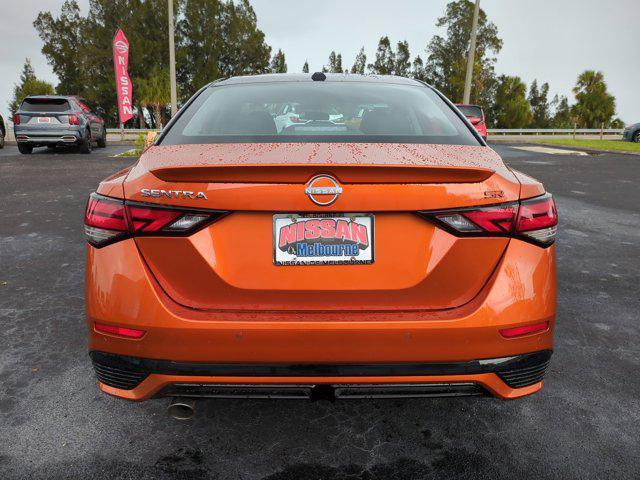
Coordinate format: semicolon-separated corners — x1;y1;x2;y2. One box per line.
513;146;588;156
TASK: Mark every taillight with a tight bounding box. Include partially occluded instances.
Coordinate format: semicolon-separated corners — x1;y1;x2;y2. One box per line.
419;193;558;247
516;194;558;245
84;195;128;246
13;114;20;125
84;193;227;247
68;114;79;125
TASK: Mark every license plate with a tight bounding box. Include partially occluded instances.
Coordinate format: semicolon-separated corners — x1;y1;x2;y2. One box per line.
37;117;51;123
273;213;374;266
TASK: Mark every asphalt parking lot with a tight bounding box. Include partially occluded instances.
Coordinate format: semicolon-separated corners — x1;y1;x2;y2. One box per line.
0;143;638;480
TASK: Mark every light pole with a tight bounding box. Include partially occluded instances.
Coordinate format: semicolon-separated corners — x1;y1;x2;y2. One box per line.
462;0;480;104
168;0;177;117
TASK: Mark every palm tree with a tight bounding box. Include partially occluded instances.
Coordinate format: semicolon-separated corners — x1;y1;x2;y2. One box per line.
136;68;171;128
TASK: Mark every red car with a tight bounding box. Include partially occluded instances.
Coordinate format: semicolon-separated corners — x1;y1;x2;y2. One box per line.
456;104;487;141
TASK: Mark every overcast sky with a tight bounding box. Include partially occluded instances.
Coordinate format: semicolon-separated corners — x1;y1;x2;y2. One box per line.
1;0;637;123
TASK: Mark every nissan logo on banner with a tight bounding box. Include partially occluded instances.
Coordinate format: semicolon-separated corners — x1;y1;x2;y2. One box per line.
112;28;133;124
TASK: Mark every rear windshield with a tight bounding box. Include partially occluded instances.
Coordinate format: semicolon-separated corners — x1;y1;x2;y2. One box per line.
457;105;483;118
160;82;480;145
20;98;71;112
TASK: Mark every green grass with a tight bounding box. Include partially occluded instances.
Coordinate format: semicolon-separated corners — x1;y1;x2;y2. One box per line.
114;148;142;157
114;133;147;157
527;138;640;154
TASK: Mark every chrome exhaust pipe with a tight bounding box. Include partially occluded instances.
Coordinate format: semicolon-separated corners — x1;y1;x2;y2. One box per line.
167;397;196;420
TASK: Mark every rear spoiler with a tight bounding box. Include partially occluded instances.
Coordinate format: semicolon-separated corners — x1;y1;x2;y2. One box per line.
150;165;494;184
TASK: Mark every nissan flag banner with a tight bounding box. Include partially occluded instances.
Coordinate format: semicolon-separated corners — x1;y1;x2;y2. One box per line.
113;28;133;124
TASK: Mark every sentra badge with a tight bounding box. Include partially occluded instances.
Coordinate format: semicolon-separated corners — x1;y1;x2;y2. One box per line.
141;189;207;200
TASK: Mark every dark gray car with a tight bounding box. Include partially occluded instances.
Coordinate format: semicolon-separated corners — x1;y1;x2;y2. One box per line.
13;95;107;154
622;122;640;142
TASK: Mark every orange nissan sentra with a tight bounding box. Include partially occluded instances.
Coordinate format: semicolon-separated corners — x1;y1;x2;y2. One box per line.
85;73;557;407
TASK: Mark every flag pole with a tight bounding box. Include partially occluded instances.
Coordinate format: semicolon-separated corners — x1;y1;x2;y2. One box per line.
463;0;480;104
168;0;178;117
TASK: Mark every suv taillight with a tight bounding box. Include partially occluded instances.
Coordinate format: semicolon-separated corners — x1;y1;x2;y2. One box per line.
84;193;228;247
68;114;79;125
13;114;20;125
419;194;558;246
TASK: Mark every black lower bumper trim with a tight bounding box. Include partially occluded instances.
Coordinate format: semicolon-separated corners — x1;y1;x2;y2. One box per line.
158;382;487;400
89;350;552;391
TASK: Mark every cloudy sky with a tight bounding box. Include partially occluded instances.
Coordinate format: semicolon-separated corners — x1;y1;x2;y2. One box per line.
0;0;637;123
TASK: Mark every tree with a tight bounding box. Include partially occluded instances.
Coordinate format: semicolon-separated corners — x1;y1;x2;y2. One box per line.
411;55;428;82
179;0;272;97
610;118;625;129
302;60;309;73
395;41;411;77
491;75;532;128
350;47;366;74
551;95;572;128
136;67;170;128
571;70;616;127
33;1;86;99
528;79;551;128
270;49;287;73
9;59;55;114
35;0;274;126
424;0;502;108
327;51;343;73
368;36;395;75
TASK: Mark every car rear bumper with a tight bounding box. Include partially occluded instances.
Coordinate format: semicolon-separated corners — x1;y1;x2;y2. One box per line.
86;237;556;401
14;129;82;145
90;349;552;400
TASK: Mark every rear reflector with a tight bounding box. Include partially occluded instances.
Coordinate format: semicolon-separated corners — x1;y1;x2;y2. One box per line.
94;322;146;339
84;193;228;247
13;114;20;125
500;321;549;338
419;193;558;246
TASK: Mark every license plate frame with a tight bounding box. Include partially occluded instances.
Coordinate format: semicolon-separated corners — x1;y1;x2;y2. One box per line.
273;213;375;266
37;117;52;124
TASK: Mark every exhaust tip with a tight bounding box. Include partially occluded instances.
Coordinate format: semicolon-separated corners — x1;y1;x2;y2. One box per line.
167;397;196;420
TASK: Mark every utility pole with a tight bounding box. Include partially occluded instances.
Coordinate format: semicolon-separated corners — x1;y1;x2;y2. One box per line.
462;0;480;104
168;0;178;117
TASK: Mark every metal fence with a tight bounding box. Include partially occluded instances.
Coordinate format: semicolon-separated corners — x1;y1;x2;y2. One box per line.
105;128;161;134
105;128;624;136
3;126;625;142
488;128;624;135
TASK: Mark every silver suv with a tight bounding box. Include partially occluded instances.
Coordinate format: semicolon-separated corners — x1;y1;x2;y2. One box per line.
13;95;107;154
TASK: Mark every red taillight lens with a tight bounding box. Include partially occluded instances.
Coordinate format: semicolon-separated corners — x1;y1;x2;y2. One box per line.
500;321;549;338
84;195;128;246
432;203;518;235
68;114;79;125
84;193;226;247
461;204;518;233
13;114;20;125
126;205;182;233
421;193;558;246
94;322;146;339
515;194;558;245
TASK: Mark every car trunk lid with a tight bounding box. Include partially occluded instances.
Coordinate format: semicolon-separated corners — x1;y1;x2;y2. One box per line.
124;143;519;312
